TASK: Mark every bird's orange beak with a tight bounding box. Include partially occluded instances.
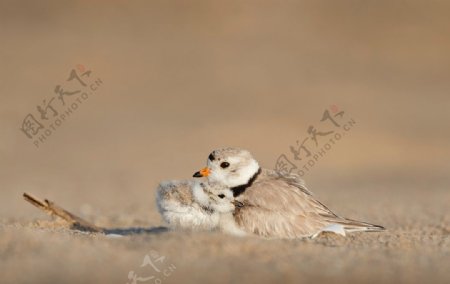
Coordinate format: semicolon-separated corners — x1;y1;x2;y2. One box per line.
193;167;210;177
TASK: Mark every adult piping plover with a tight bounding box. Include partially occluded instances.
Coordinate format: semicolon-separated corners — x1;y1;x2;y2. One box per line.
156;180;219;231
193;147;385;239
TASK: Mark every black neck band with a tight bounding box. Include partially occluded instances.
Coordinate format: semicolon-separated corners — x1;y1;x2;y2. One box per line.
230;168;261;197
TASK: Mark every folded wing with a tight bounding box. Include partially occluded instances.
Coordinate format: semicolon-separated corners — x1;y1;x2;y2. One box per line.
234;171;384;238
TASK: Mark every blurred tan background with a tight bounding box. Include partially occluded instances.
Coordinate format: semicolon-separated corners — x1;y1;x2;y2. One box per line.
1;1;449;283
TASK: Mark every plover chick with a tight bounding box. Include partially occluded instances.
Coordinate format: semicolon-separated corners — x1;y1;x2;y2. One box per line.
192;181;247;237
156;180;219;231
193;147;385;239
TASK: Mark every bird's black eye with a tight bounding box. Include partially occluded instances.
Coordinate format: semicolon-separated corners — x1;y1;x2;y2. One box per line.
220;162;230;168
208;153;215;161
218;194;225;199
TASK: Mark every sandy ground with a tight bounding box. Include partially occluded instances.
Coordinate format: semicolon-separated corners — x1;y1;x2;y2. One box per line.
2;183;449;284
1;1;450;283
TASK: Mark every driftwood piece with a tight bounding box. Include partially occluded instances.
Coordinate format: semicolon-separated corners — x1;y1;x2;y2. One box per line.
23;192;104;233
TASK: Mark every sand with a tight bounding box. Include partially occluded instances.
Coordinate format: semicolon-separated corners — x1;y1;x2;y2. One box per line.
1;179;449;284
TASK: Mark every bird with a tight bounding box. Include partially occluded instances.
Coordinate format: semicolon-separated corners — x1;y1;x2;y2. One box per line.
156;180;219;231
192;147;385;239
191;180;247;236
156;178;246;235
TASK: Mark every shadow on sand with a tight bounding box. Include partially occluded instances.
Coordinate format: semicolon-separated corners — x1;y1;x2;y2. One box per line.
103;226;169;236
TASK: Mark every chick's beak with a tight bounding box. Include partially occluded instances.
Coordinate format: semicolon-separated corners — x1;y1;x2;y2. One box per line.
193;167;210;178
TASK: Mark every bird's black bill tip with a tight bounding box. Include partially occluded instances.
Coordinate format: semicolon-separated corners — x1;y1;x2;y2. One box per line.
193;171;202;178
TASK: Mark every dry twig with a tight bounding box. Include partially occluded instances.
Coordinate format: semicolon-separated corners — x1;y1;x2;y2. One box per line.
23;192;104;233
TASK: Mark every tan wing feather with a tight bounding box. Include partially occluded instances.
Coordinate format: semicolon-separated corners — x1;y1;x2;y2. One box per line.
234;170;384;238
234;176;332;238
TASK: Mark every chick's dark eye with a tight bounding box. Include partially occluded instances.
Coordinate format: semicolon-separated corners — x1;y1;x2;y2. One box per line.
218;194;225;199
220;162;230;168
